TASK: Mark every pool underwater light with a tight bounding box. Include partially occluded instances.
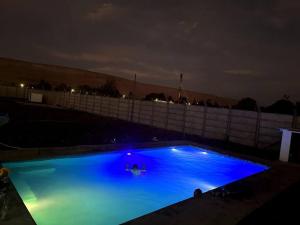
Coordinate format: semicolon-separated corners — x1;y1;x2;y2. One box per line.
4;145;267;225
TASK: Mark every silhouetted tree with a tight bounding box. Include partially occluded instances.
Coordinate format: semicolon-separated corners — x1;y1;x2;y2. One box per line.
212;101;220;108
144;93;166;101
178;96;188;104
233;97;258;111
167;96;174;102
78;85;93;94
97;80;121;97
55;83;71;92
34;80;52;90
128;91;134;99
9;82;17;86
206;99;214;107
198;100;205;106
296;102;300;115
192;98;198;105
262;98;295;115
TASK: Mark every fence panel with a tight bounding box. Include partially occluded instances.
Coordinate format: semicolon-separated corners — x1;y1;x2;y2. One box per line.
258;113;293;148
1;85;297;149
228;110;258;146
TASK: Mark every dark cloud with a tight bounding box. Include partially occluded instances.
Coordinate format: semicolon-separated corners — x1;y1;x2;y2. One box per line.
0;0;299;105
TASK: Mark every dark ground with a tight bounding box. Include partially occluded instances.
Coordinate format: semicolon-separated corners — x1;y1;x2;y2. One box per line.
0;98;183;148
237;179;300;225
0;98;298;225
0;98;279;160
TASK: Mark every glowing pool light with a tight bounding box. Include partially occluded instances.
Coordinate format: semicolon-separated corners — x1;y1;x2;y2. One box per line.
201;151;208;155
171;147;179;152
4;145;268;225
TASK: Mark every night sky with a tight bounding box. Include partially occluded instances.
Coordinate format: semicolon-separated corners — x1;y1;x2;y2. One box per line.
1;0;299;105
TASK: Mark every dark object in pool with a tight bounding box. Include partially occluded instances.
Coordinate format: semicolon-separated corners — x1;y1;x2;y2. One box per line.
193;188;202;199
125;164;146;176
132;164;138;170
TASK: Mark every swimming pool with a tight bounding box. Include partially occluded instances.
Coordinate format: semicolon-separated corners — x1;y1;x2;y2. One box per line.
4;145;268;225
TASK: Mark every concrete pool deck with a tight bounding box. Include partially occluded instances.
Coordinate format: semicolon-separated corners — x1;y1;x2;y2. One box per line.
1;140;300;225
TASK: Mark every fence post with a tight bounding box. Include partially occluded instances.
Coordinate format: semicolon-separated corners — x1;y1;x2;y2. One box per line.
24;87;28;102
23;87;27;101
117;98;121;119
23;87;26;100
130;98;135;122
65;91;68;107
254;107;261;148
68;92;71;107
99;96;103;115
92;94;96;113
225;106;232;142
69;92;72;108
56;91;59;106
165;102;170;129
127;99;131;121
62;91;65;107
151;101;155;126
182;104;188;137
71;93;75;108
138;101;142;123
292;108;298;129
130;99;135;122
109;97;113;117
202;103;208;137
5;86;8;97
85;94;88;112
73;94;77;109
78;93;82;110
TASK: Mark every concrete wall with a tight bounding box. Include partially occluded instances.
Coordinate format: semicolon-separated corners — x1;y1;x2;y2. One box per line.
58;93;297;149
0;85;29;99
0;85;298;149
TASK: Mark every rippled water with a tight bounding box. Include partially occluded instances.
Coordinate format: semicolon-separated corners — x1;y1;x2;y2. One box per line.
4;145;268;225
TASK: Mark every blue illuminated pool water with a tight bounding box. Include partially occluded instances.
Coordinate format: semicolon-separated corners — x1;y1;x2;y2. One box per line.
4;145;268;225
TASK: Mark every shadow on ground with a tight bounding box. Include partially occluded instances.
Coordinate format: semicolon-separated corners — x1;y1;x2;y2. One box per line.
0;99;183;148
237;179;300;225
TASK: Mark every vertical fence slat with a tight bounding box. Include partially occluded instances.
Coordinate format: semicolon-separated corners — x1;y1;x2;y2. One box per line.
254;109;261;147
151;101;155;126
225;107;232;141
165;103;170;130
117;98;121;119
292;109;298;129
138;101;142;123
202;104;208;137
1;85;296;150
